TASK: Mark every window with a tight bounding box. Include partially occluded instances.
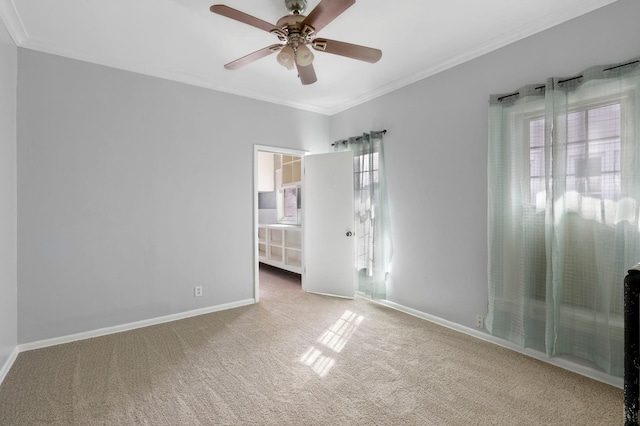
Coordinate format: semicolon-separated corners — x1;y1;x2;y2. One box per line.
354;151;379;188
487;59;640;376
528;103;622;209
353;151;379;272
277;186;299;224
526;102;624;308
335;132;392;300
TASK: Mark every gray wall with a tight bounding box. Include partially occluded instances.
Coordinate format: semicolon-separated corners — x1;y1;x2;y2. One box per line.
0;17;17;368
17;50;329;343
331;0;640;328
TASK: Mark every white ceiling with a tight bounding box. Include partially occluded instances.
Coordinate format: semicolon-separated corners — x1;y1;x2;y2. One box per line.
0;0;619;115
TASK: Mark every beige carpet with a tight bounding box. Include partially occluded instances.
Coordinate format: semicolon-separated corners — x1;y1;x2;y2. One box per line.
0;265;622;425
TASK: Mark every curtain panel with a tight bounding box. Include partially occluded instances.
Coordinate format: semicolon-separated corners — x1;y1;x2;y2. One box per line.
334;131;393;300
487;58;640;376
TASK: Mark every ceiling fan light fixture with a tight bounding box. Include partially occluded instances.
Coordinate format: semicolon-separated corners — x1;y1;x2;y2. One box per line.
285;0;307;14
277;45;295;70
211;0;381;84
295;44;314;66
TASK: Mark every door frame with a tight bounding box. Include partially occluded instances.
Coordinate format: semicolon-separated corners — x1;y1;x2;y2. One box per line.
253;144;307;302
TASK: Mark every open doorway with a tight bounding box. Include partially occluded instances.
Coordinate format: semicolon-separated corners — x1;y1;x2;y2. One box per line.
253;145;306;301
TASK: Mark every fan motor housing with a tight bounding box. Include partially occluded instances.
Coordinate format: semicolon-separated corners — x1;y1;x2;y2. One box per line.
285;0;307;14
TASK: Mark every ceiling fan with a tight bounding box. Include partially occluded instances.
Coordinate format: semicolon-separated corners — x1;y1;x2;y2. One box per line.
210;0;382;85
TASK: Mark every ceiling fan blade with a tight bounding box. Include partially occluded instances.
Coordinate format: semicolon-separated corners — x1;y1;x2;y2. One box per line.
224;45;284;70
210;5;284;36
296;62;318;85
301;0;355;34
312;38;382;63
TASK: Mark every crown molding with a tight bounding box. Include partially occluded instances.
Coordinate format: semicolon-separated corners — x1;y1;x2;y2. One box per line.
19;36;336;115
4;0;620;116
0;0;27;44
327;0;620;115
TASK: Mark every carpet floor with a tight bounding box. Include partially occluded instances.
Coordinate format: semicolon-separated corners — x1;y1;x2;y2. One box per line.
0;265;623;425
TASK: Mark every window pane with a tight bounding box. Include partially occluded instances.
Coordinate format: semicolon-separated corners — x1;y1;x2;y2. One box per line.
574;157;601;178
529;118;546;206
363;156;370;172
567;143;586;176
530;177;545;206
590;139;620;173
588;104;620;140
527;103;622;206
529;118;545;147
601;173;621;201
568;111;586;143
530;147;544;177
566;175;579;193
283;187;297;220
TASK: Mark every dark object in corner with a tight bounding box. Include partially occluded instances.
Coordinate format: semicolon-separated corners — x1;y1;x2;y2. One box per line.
624;262;640;425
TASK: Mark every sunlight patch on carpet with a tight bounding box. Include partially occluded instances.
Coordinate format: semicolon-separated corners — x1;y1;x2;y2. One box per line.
300;310;364;377
300;346;335;377
318;310;364;353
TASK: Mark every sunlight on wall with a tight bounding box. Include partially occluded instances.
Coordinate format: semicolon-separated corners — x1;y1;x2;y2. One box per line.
300;310;365;377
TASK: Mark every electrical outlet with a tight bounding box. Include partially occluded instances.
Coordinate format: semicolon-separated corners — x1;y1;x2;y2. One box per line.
194;285;203;297
476;315;484;329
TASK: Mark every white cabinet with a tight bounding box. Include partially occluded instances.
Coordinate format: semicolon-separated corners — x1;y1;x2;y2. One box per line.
264;154;301;191
258;224;302;274
258;227;267;258
280;155;301;186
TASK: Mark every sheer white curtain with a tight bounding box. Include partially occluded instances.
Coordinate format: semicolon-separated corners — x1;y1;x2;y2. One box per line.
334;131;393;299
487;58;640;376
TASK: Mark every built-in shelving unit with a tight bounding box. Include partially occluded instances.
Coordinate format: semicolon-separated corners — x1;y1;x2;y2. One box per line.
281;155;301;186
258;224;302;274
258;227;267;259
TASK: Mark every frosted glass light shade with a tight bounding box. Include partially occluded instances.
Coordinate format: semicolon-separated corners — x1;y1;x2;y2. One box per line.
277;45;295;70
295;44;314;66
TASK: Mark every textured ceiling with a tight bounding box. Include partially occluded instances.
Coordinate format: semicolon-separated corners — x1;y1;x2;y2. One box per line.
0;0;619;114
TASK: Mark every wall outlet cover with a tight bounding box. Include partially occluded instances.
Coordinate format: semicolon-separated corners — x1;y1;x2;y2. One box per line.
476;315;484;329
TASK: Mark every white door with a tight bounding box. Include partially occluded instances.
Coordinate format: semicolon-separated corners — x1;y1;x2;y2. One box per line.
303;151;355;298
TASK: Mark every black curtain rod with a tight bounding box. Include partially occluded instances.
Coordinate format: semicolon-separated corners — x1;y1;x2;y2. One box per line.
557;75;583;85
557;59;639;83
331;130;387;146
497;84;545;101
497;92;519;102
497;60;638;102
603;59;640;72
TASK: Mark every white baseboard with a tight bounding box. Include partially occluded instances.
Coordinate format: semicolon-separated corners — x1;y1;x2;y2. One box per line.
0;346;19;386
366;297;624;389
8;295;624;389
18;298;256;352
